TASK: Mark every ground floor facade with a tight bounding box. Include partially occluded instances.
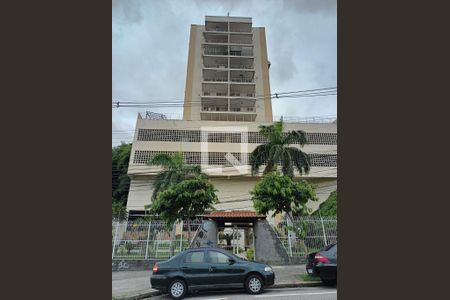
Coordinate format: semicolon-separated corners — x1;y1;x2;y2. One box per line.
126;176;336;218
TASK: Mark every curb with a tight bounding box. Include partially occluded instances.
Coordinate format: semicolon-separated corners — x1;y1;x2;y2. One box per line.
114;290;161;300
272;281;324;288
113;282;323;299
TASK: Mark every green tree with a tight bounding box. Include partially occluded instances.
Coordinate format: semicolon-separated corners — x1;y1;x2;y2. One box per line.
147;152;203;200
112;143;132;205
250;119;311;178
112;200;128;221
312;190;337;216
251;172;317;255
251;172;317;226
148;176;218;252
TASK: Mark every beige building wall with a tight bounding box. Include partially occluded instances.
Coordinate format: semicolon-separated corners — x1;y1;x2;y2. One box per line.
127;118;337;214
127;176;336;214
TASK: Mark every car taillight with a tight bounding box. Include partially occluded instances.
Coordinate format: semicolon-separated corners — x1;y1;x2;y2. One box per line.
315;253;330;263
152;264;158;273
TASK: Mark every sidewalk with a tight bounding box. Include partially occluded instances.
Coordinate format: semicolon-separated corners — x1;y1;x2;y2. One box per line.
112;264;321;300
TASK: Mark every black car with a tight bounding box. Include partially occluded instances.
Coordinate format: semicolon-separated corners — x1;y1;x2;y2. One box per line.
151;247;275;299
306;243;337;285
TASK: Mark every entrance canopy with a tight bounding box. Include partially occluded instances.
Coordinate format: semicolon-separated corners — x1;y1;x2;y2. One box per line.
204;210;265;227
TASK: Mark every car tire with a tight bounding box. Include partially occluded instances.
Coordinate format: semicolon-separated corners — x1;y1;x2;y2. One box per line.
168;279;187;299
245;274;263;295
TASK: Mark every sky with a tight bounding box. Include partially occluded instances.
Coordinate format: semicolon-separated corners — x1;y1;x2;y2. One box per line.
112;0;336;146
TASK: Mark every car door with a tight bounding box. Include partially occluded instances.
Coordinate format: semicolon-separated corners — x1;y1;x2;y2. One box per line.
180;250;209;287
206;250;247;286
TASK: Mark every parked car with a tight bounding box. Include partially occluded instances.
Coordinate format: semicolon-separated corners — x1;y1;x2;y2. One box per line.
306;243;337;285
151;247;275;299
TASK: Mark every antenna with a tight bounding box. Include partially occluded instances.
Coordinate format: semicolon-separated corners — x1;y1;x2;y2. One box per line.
227;12;229;17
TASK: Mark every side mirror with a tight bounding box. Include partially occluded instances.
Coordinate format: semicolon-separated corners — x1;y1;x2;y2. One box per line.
228;258;235;265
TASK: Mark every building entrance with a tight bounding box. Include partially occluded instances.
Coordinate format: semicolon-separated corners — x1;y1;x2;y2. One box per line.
203;211;265;261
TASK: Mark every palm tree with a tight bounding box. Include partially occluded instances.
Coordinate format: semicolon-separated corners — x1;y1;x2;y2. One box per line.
148;152;203;200
250;118;311;178
147;152;203;256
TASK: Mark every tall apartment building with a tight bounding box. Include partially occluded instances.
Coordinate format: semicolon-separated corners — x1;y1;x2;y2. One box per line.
125;16;337;219
183;16;272;122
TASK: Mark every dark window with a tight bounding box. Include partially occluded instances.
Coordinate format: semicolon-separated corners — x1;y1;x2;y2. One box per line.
184;251;205;263
208;251;231;264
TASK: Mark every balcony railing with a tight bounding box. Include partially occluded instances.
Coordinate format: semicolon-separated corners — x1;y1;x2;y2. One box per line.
230;64;254;69
203;64;254;70
202;106;228;112
203;77;228;82
204;49;228;56
202;92;228;96
204;50;253;57
229;93;255;97
230;107;255;112
203;64;228;69
230;78;254;83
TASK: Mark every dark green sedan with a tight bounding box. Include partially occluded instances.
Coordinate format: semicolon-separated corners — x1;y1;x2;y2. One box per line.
151;247;275;299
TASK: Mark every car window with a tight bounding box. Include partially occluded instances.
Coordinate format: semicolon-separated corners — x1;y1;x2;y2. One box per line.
208;251;231;264
184;251;205;263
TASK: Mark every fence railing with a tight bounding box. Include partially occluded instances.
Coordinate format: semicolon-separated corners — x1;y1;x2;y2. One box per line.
272;216;337;257
112;219;202;260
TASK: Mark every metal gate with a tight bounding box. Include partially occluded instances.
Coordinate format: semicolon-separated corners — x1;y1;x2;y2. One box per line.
217;226;255;260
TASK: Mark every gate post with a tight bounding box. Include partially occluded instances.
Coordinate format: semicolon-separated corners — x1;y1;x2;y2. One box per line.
320;216;328;246
145;221;152;259
286;218;293;257
112;221;120;260
179;221;183;252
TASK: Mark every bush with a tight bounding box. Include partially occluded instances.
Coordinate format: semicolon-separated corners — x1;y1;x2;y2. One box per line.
246;248;254;261
312;190;337;216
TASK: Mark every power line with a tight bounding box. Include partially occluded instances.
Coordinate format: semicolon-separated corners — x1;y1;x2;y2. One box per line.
112;87;337;108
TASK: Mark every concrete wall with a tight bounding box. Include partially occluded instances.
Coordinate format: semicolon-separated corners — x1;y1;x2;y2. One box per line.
254;219;290;265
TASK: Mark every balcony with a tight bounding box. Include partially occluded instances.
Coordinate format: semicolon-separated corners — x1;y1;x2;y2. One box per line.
203;69;228;83
230;70;254;83
200;112;256;122
230;83;255;97
204;45;253;57
202;83;228;95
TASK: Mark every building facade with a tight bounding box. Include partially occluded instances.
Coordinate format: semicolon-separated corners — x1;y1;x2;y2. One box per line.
126;16;337;219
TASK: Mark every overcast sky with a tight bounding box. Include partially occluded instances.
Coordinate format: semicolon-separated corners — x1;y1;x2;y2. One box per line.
112;0;336;146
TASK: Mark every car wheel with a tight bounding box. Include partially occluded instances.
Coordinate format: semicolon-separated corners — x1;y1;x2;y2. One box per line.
245;274;263;294
168;279;187;299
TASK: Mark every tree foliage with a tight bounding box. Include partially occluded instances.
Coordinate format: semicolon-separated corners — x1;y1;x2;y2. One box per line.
112;143;132;205
312;190;337;216
147;152;203;200
147;175;218;229
112;200;128;221
250;119;311;178
251;172;317;220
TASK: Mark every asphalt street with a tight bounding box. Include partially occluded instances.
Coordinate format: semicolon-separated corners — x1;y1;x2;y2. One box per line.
144;286;337;300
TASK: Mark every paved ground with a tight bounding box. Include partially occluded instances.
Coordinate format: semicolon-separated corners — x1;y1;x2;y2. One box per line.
144;287;337;300
112;264;310;299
